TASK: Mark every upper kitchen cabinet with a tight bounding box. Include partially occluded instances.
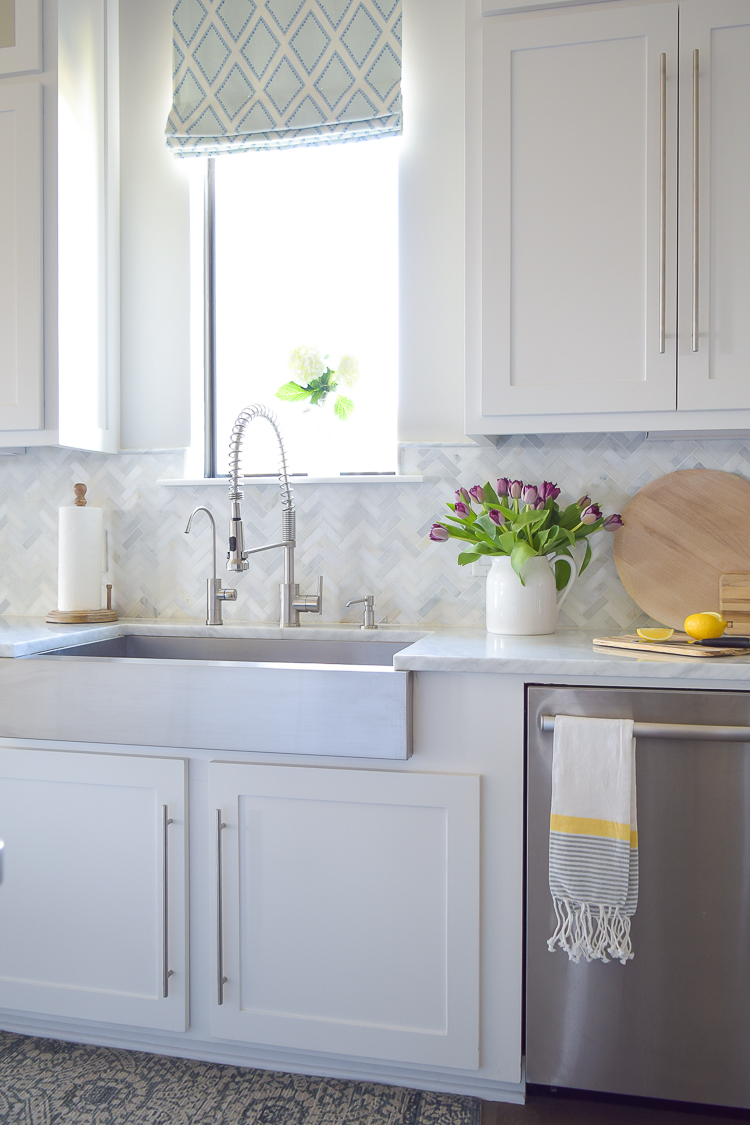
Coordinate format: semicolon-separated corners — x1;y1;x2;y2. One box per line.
0;0;119;451
466;0;750;436
677;0;750;411
0;82;43;430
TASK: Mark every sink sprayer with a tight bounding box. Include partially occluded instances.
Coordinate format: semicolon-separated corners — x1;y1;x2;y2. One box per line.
226;404;323;628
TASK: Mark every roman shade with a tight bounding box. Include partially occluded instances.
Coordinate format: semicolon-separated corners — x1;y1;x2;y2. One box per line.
166;0;402;156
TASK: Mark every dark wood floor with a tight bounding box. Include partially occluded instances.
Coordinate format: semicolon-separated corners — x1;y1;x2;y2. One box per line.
481;1091;750;1125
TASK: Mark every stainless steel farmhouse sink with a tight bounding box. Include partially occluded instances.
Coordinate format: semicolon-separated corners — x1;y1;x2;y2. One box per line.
0;632;417;759
35;634;409;666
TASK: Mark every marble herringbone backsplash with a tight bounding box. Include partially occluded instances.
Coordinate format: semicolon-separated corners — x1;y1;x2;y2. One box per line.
0;433;745;629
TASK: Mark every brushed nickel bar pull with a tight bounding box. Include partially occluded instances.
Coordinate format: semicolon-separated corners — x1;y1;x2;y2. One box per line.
540;715;750;741
0;839;4;885
216;809;227;1005
162;805;174;999
659;52;667;354
692;48;700;352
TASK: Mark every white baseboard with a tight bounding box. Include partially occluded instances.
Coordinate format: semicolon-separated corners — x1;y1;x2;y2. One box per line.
0;1010;526;1104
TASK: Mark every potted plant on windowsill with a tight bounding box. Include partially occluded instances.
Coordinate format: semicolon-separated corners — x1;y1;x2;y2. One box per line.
430;478;623;635
276;346;359;478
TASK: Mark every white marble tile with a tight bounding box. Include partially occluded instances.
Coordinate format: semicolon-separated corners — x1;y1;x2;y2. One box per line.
0;435;748;632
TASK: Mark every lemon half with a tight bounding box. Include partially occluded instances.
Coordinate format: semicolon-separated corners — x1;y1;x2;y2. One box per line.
637;628;675;642
683;612;727;640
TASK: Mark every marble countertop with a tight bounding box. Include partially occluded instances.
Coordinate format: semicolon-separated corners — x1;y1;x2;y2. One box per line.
1;617;750;683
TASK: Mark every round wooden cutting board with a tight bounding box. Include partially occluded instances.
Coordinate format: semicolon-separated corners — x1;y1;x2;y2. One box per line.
613;468;750;630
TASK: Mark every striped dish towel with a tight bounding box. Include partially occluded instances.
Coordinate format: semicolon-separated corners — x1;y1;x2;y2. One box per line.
547;715;638;965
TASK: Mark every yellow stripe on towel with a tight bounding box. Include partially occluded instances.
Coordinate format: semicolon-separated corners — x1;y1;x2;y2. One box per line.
550;814;638;848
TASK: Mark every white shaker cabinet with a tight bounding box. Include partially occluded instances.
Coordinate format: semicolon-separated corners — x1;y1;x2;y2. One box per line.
467;0;750;435
677;0;750;410
209;762;481;1069
0;746;187;1031
472;1;678;420
0;0;119;450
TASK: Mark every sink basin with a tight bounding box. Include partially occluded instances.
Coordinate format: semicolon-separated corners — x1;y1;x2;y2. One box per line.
4;631;415;759
35;634;409;667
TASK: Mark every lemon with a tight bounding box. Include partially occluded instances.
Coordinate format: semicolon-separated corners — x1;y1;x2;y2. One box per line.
637;628;675;642
683;612;727;640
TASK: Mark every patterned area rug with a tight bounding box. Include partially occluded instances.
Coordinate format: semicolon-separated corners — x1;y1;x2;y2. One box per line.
0;1031;481;1125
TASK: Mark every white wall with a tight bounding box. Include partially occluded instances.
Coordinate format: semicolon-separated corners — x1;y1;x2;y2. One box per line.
399;0;467;443
119;0;191;451
117;0;467;450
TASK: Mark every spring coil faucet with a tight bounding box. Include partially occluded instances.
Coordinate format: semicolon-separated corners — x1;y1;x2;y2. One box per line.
226;404;323;627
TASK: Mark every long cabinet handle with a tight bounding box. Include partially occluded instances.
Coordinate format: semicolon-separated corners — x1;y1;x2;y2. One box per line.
162;805;174;999
692;48;700;352
0;839;4;885
216;809;227;1005
659;52;667;354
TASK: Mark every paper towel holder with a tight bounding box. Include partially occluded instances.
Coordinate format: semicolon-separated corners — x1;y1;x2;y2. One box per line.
46;484;119;624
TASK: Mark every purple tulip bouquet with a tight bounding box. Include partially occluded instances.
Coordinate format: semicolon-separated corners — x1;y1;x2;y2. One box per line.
430;478;623;588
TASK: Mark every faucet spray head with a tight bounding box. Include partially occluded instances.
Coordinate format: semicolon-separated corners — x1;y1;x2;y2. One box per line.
227;499;249;571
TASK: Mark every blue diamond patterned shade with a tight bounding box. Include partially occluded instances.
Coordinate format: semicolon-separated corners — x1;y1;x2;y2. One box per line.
166;0;402;155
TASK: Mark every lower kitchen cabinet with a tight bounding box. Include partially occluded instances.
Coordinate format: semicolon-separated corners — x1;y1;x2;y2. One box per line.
209;762;481;1069
0;746;188;1031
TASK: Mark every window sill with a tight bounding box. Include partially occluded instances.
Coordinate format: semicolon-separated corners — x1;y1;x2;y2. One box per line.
158;475;425;487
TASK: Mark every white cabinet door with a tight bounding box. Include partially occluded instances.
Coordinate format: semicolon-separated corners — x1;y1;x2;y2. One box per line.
677;0;750;410
210;763;480;1069
0;747;187;1031
0;82;42;430
476;2;678;419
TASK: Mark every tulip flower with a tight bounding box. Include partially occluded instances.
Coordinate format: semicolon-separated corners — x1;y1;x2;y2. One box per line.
509;480;523;499
577;495;591;508
454;501;471;517
580;503;602;525
429;524;450;541
496;478;509;496
603;513;624;530
539;481;561;502
469;485;485;504
522;485;538;506
455;488;470;505
488;509;506;525
533;498;546;510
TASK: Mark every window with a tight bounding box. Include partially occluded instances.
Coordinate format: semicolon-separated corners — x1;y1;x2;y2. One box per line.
195;138;400;479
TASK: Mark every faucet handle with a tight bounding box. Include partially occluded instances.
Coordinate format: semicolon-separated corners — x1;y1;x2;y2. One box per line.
293;575;324;616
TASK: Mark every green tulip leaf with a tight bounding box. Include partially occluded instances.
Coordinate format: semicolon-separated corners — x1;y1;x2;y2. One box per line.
510;540;536;585
554;558;573;590
483;481;500;506
579;539;593;574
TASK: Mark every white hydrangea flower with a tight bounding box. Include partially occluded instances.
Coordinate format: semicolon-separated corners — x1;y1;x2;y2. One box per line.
289;345;325;384
336;354;359;387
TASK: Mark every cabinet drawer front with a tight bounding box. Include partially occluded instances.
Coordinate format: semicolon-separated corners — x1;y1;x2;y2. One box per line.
478;3;678;418
0;747;188;1031
209;762;480;1068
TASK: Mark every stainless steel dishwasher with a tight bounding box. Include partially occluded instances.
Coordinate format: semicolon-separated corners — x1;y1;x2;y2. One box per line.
526;685;750;1109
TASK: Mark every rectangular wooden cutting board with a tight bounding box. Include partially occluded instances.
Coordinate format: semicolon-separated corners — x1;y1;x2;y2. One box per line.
719;573;750;636
593;634;749;658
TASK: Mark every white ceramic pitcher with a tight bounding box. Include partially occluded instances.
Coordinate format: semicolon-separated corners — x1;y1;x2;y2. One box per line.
485;554;576;636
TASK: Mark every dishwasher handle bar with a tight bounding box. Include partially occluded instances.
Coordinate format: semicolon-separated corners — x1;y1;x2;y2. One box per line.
540;714;750;742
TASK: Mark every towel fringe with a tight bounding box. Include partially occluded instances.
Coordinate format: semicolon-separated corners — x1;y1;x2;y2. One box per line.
548;897;634;965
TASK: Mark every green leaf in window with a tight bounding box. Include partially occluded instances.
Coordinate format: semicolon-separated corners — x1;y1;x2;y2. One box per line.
276;381;312;402
334;395;354;420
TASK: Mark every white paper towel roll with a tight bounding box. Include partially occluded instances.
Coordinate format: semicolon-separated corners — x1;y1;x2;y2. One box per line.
58;505;104;611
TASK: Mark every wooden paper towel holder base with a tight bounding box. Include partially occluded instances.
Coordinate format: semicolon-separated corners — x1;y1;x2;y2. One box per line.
46;584;118;624
46;609;118;624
